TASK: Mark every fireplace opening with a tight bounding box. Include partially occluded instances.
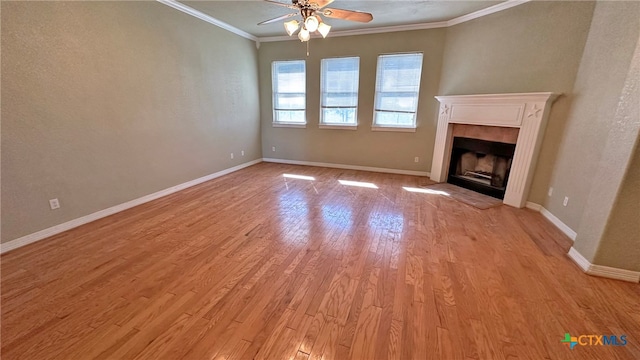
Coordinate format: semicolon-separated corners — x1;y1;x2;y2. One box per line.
447;137;516;199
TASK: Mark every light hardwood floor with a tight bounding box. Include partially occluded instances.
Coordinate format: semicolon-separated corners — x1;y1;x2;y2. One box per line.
1;163;639;359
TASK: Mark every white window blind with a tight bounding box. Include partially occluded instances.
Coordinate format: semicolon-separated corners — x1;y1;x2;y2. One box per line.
373;53;423;128
272;60;306;124
320;57;360;126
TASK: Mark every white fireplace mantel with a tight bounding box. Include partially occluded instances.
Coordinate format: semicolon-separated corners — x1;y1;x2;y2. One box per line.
430;92;559;208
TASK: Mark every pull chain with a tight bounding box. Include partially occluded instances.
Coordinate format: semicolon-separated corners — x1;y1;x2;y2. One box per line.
306;40;309;57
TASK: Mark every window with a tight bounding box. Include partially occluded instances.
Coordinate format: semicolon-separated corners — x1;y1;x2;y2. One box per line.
373;53;423;131
320;57;360;128
272;60;306;126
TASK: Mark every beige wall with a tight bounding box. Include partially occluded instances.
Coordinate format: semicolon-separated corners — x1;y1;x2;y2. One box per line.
594;142;640;272
438;1;595;207
1;2;261;243
567;1;640;270
258;29;446;172
541;1;640;231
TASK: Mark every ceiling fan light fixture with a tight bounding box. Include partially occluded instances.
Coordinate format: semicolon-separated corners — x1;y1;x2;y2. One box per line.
317;22;331;38
284;19;299;36
304;15;319;33
259;0;373;54
298;27;310;42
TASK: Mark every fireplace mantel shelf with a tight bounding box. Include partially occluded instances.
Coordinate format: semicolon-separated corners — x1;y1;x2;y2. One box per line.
430;92;559;208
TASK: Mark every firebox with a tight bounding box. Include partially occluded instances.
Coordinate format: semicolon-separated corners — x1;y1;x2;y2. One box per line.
447;137;516;199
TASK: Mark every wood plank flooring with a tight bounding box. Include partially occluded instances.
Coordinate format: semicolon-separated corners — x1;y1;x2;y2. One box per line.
421;183;503;210
1;163;639;359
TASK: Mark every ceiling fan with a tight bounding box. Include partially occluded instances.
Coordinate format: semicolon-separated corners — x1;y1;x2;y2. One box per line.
258;0;373;42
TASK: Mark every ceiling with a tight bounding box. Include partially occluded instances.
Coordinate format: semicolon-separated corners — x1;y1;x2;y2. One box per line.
181;0;505;38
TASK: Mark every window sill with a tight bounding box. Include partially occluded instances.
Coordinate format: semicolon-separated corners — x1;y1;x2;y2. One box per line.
273;123;307;129
319;124;358;131
371;126;416;133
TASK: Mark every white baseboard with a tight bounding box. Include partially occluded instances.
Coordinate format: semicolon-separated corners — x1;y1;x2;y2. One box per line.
262;158;430;177
0;159;263;254
567;247;591;271
525;201;577;241
540;207;578;241
524;201;542;212
527;204;639;283
568;247;640;283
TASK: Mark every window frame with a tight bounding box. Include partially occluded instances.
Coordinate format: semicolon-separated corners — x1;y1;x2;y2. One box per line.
319;56;360;130
271;59;307;128
372;52;424;132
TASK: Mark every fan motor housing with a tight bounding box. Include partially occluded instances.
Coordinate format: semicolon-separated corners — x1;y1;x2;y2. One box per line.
301;8;314;20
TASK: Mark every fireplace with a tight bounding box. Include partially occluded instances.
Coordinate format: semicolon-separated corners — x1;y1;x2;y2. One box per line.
430;93;559;208
448;137;515;199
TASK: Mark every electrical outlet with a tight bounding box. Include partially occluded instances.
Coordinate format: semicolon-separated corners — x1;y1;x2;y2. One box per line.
241;150;245;156
548;187;553;197
272;146;276;152
230;153;234;159
563;196;569;207
49;198;60;210
414;157;419;163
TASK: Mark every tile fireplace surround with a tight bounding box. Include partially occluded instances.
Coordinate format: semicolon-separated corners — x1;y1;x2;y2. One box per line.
430;93;559;208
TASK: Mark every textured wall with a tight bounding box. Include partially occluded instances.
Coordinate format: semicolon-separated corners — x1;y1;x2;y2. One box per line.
568;2;639;269
258;29;446;172
543;1;640;233
1;2;261;242
593;141;640;272
438;1;595;208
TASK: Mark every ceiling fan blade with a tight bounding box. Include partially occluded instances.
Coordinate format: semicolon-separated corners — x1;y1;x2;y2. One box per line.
310;0;334;9
323;8;373;23
258;13;298;25
263;0;298;10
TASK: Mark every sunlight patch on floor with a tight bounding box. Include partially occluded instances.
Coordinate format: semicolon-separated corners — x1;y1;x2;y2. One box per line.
283;173;316;181
338;180;378;189
402;186;449;196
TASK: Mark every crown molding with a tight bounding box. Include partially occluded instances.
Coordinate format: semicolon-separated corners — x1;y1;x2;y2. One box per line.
259;20;449;42
259;0;532;42
447;0;532;26
157;0;258;42
158;0;532;44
